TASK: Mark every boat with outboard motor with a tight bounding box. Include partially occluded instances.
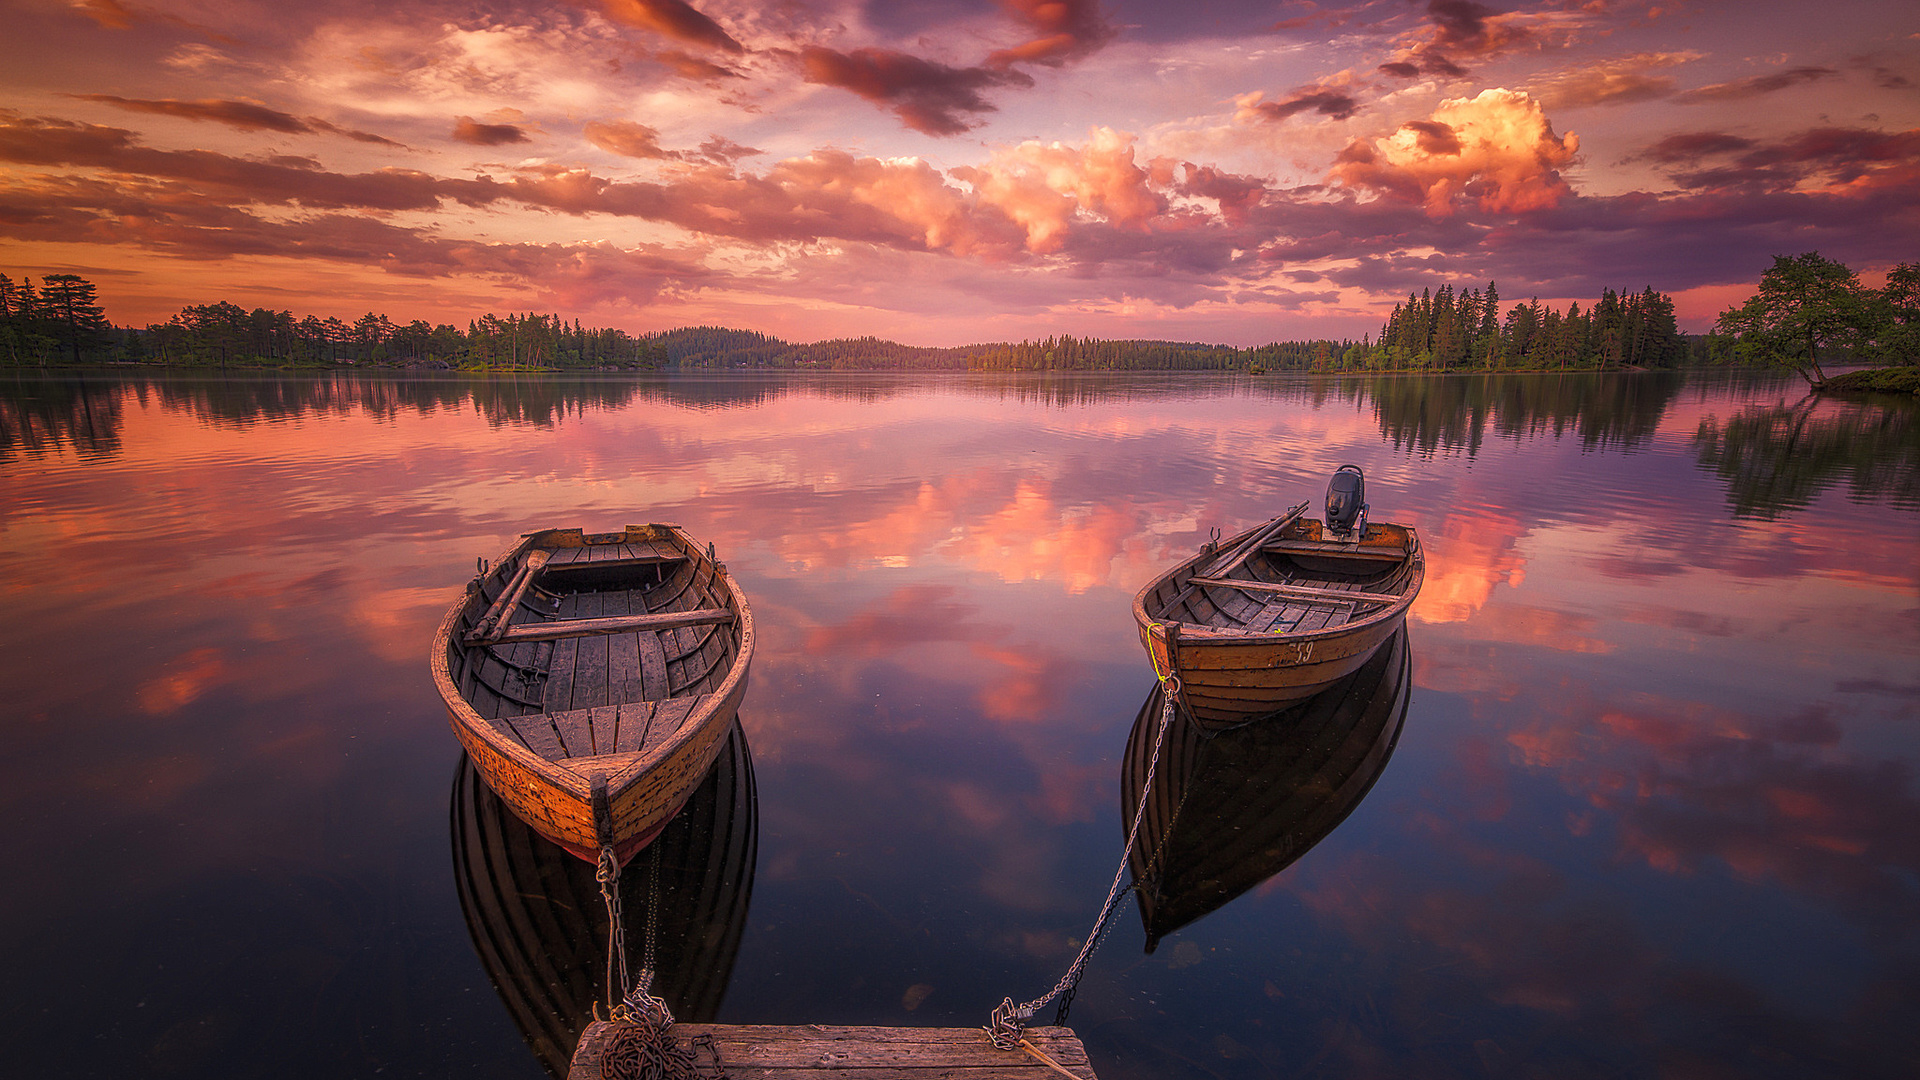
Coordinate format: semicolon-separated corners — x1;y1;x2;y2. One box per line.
1132;465;1422;731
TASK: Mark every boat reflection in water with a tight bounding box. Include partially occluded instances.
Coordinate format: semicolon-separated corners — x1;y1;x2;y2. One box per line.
1123;627;1410;953
450;720;757;1077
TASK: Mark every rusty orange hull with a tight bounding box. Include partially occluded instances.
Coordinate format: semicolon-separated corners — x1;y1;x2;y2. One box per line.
431;523;753;867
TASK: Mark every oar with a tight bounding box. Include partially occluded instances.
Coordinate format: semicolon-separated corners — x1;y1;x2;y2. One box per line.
1157;502;1309;617
1198;501;1309;579
468;549;551;642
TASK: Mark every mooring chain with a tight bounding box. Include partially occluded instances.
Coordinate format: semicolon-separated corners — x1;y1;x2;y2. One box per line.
988;677;1181;1050
602;1019;724;1080
599;844;722;1080
597;845;632;1012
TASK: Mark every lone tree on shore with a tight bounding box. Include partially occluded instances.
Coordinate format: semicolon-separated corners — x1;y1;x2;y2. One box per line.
1715;253;1880;387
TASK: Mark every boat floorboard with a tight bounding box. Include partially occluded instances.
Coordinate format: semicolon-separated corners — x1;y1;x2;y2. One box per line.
568;1023;1096;1079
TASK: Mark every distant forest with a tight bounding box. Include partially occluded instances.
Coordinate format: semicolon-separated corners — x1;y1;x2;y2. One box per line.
2;270;1704;373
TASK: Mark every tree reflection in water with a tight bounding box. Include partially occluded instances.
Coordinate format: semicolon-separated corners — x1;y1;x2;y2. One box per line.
1694;396;1919;518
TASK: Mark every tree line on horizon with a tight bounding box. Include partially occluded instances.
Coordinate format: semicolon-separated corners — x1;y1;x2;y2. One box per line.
2;263;1906;376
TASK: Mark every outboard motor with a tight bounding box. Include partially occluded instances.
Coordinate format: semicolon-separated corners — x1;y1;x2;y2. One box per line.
1325;464;1368;537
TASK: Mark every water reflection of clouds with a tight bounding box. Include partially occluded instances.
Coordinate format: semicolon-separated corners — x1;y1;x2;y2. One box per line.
1408;508;1529;625
6;373;1916;1074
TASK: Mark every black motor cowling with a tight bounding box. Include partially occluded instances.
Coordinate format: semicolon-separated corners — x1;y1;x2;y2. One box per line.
1325;464;1367;534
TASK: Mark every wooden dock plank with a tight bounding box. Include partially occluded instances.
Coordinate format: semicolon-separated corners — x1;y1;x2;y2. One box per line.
569;1023;1095;1080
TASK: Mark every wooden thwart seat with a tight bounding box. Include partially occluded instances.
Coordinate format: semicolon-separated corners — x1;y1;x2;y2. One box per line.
474;607;735;645
540;552;688;574
1189;576;1402;606
1261;538;1408;561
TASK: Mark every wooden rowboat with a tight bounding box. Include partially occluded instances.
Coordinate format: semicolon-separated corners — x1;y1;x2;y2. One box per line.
1122;626;1410;952
451;721;756;1078
1133;476;1421;731
431;523;752;866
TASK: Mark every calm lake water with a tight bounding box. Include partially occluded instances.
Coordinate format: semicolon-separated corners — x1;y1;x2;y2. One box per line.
3;368;1915;1079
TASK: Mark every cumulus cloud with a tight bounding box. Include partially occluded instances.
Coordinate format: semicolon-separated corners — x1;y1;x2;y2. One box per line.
952;128;1165;253
800;46;1032;137
596;0;743;54
1331;89;1579;216
452;116;531;146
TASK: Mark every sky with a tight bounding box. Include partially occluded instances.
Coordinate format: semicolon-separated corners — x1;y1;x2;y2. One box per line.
0;0;1915;346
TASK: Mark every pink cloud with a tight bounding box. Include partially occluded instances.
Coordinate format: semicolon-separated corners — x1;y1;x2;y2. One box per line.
799;45;1032;136
1331;89;1580;216
953;128;1165;252
583;119;674;159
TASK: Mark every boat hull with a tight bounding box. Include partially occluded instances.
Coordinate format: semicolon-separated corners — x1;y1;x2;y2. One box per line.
431;523;753;866
1133;514;1421;731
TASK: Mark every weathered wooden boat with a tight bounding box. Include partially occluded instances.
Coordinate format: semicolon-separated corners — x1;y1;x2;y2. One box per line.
451;721;756;1078
1133;466;1421;730
431;523;752;866
1123;625;1410;952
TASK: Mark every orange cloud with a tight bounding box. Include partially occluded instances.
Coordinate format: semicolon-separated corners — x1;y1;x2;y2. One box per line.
597;0;743;54
1331;89;1579;216
583;119;673;159
953;127;1164;252
986;0;1116;68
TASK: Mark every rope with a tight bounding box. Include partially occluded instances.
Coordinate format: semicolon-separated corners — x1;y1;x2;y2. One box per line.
987;677;1181;1050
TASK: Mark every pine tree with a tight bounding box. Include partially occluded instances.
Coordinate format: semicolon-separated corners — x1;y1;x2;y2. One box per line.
39;274;110;364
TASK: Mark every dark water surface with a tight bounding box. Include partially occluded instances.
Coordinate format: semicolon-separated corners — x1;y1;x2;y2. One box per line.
3;369;1915;1079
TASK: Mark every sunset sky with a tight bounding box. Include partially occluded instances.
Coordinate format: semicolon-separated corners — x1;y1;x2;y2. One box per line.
2;0;1915;345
